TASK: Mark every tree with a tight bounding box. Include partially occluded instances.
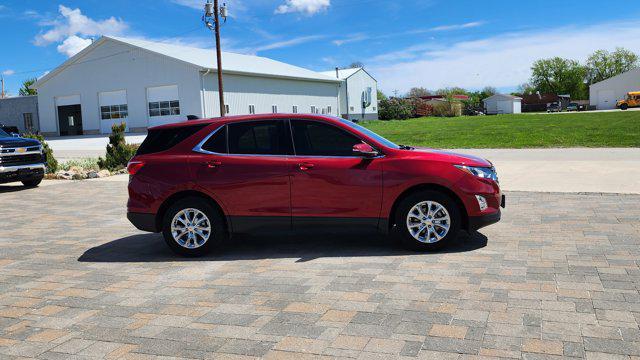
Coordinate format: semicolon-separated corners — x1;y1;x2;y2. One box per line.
342;61;364;69
516;83;535;96
435;87;469;96
377;90;387;101
406;87;431;98
19;78;37;96
481;86;497;96
530;57;587;98
586;48;639;84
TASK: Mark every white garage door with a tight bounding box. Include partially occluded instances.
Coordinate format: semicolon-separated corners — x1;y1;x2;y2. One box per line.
99;90;128;134
147;85;184;128
597;90;616;110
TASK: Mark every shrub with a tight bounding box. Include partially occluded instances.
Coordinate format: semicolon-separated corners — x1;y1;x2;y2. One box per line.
379;97;415;120
22;133;58;173
60;158;100;172
97;123;138;171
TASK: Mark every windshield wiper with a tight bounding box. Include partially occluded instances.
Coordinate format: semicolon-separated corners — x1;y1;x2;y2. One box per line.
398;144;414;150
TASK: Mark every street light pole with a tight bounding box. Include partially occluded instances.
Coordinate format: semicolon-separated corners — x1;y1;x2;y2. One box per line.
204;0;227;117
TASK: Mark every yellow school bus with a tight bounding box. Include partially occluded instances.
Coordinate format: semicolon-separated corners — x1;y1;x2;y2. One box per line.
617;91;640;110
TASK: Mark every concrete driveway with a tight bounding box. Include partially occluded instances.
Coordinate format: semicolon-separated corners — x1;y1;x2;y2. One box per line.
1;178;640;359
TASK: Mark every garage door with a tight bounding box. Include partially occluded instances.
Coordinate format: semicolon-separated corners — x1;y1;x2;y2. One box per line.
597;90;616;110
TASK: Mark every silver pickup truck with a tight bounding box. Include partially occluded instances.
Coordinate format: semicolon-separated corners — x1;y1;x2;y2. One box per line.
0;128;46;187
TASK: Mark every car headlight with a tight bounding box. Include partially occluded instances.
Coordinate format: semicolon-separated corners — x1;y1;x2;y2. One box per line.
455;165;499;183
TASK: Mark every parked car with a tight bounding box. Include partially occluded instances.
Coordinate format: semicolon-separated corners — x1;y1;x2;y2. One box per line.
566;103;579;112
547;103;561;113
0;128;47;187
127;114;504;256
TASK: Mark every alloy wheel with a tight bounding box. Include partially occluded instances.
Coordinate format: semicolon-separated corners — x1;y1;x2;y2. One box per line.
406;201;451;243
170;208;212;249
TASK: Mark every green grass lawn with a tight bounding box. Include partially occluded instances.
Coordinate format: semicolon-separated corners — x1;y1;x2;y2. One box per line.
360;112;640;148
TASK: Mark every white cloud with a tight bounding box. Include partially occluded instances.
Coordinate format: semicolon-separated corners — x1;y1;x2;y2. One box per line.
275;0;330;15
427;21;485;32
333;33;368;46
2;69;15;76
33;5;127;57
231;35;325;54
56;35;93;57
370;21;640;94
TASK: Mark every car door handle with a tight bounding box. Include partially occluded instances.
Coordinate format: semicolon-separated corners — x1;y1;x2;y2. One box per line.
298;162;314;171
205;160;222;168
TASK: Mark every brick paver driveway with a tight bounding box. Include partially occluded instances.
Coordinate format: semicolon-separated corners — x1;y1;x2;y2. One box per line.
1;181;640;359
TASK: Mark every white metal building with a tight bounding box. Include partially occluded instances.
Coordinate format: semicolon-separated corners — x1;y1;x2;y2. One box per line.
321;68;378;121
33;36;342;136
589;68;640;110
483;94;522;115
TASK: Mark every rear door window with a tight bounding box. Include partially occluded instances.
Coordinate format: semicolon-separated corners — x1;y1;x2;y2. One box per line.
136;124;207;155
227;120;292;155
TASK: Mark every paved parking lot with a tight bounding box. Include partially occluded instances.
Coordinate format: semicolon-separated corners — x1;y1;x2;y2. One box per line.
1;181;640;359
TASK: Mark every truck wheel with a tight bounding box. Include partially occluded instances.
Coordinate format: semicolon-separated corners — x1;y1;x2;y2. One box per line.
162;197;226;257
22;178;42;187
393;190;461;251
620;104;629;110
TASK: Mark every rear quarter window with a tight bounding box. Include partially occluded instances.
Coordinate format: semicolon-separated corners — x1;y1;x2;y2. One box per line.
136;124;207;155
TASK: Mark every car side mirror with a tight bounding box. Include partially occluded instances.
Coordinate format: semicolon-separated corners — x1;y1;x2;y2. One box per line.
352;142;379;158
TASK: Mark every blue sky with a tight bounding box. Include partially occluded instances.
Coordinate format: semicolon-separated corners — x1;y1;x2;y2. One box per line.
2;0;640;95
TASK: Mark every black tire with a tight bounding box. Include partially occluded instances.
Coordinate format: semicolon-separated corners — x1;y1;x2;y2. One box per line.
22;178;43;187
161;197;226;257
620;104;629;110
393;190;461;251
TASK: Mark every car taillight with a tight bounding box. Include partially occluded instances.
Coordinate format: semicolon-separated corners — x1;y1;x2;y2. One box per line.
127;161;145;175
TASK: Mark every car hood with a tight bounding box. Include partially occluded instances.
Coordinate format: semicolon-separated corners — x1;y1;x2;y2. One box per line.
0;137;41;148
410;147;492;167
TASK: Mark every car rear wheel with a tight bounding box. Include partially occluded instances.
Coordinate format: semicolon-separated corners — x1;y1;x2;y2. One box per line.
162;197;225;256
22;178;42;187
620;104;629;110
394;190;461;251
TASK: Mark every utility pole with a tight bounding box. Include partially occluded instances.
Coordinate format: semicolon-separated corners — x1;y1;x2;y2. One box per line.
1;75;5;99
204;0;227;117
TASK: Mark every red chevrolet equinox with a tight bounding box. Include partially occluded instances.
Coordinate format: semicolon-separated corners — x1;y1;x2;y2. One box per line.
127;114;504;256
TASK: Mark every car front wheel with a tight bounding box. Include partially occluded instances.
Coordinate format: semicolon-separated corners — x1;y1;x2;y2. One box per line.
394;190;461;251
162;197;225;256
22;178;43;187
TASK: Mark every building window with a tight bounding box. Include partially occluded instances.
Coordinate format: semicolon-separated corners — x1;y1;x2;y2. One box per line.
350;106;355;111
249;104;255;114
311;106;316;114
101;104;128;120
23;113;34;130
272;105;278;113
148;101;179;117
321;108;326;115
373;107;376;111
327;106;332;114
225;104;230;114
292;105;298;114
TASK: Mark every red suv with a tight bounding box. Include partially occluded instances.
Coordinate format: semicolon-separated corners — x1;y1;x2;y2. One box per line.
127;114;504;256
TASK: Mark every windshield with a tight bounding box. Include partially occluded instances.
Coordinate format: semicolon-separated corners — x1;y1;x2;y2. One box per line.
0;129;10;138
337;118;400;149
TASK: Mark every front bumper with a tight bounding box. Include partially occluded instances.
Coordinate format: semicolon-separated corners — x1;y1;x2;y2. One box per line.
0;164;45;184
127;212;159;233
468;210;501;232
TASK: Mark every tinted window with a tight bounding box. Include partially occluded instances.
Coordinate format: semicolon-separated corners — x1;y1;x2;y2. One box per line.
136;124;207;155
291;120;361;156
201;126;227;153
228;120;292;155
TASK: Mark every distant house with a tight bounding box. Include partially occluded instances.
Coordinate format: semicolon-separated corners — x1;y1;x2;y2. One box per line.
590;68;640;110
483;94;522;115
521;94;569;112
419;94;469;117
0;96;39;133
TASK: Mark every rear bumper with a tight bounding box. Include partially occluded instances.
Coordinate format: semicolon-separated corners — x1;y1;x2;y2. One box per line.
0;164;45;184
127;212;159;233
